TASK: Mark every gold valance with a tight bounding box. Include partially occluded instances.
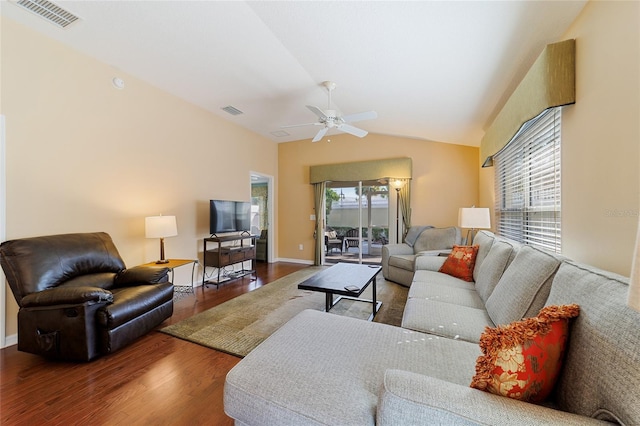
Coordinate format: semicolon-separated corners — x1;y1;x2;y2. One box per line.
309;157;412;184
481;39;576;163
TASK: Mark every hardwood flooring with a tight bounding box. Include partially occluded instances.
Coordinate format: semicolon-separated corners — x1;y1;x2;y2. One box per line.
0;261;407;425
0;262;308;425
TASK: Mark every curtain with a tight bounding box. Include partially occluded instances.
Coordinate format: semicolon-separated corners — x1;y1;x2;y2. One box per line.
313;182;326;266
399;181;411;241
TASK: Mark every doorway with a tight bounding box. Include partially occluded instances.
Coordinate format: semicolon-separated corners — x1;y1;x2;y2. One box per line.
324;180;389;265
250;172;273;263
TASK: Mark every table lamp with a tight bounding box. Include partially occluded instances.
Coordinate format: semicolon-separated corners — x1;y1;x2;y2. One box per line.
145;215;177;264
458;207;491;245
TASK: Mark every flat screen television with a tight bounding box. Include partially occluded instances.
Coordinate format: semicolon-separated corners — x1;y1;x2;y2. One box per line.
210;200;251;234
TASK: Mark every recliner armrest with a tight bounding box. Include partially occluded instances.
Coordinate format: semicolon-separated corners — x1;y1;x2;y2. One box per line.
115;265;169;287
377;370;602;426
21;286;113;308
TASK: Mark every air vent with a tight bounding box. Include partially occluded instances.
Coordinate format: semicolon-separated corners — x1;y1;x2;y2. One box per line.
270;130;290;137
14;0;80;28
221;105;243;116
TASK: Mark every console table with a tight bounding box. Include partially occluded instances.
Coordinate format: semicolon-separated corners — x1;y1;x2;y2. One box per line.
203;234;257;288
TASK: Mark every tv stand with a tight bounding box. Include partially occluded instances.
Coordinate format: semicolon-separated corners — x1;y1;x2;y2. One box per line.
203;234;257;288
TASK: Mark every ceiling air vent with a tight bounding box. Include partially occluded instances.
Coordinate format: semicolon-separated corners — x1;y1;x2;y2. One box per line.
14;0;80;29
221;106;243;116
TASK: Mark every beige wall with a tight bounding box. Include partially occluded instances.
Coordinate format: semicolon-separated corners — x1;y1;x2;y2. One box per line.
3;0;638;342
480;1;640;276
1;17;278;338
278;133;479;261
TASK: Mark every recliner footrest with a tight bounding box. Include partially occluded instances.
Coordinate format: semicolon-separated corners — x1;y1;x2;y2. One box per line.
96;282;173;329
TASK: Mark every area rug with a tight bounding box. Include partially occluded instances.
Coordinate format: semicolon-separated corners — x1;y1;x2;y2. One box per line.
160;266;407;357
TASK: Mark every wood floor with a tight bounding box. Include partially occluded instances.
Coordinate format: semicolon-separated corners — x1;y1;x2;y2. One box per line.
0;261;309;425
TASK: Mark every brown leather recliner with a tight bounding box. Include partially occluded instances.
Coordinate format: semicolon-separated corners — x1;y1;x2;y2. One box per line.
0;232;174;361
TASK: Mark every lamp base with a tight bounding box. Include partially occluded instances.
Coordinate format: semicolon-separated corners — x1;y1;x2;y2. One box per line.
155;259;170;264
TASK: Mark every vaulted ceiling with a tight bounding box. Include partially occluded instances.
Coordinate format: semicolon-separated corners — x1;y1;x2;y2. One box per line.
1;1;587;146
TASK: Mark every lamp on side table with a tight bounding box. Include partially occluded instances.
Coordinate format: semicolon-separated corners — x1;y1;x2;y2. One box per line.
458;207;491;245
145;215;178;264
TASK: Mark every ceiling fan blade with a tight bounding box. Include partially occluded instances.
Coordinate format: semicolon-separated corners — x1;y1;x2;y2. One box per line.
306;105;328;120
338;123;368;138
312;127;328;142
341;110;378;123
281;122;321;129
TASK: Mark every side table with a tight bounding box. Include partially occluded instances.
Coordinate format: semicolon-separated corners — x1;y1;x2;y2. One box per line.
140;258;198;293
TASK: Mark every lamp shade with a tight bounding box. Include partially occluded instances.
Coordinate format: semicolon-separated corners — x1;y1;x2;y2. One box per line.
458;207;491;229
628;218;640;312
145;215;177;238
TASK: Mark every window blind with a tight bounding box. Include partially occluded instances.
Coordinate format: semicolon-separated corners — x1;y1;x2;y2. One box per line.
494;108;561;252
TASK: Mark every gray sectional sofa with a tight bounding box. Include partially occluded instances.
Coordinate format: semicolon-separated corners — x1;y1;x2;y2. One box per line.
382;226;461;287
224;230;640;425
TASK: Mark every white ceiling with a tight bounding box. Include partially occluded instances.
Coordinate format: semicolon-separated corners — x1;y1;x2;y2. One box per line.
1;0;587;146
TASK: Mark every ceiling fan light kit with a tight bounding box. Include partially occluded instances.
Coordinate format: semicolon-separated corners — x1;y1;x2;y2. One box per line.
283;81;377;143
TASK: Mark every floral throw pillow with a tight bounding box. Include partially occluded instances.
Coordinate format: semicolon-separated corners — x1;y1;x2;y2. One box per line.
438;245;479;282
470;304;580;403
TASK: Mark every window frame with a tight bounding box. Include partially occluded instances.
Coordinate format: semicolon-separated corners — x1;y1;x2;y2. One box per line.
494;108;562;253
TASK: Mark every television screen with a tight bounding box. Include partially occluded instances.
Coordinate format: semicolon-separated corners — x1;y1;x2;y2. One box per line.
210;200;237;234
235;202;251;232
210;200;252;234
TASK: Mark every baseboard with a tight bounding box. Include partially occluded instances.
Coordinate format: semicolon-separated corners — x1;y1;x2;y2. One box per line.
2;333;17;348
276;257;314;265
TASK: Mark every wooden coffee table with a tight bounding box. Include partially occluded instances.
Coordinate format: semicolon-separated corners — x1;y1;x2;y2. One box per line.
298;262;382;321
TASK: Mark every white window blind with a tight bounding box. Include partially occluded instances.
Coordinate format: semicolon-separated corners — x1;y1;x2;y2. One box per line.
494;108;561;252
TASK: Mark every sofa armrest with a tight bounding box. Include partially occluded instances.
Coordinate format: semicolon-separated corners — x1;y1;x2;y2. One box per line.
21;286;113;308
383;244;414;257
382;244;416;279
115;265;169;287
377;370;606;426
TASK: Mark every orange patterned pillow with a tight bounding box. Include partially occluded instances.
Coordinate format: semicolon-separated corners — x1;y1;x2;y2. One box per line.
438;245;479;281
470;304;580;403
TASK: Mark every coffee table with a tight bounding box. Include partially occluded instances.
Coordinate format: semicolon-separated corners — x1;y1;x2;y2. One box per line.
298;262;382;321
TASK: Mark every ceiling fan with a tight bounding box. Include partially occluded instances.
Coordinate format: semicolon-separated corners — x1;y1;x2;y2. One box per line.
283;81;377;142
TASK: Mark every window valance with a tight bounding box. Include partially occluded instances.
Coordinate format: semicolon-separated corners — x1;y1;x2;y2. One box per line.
309;157;412;184
480;39;575;164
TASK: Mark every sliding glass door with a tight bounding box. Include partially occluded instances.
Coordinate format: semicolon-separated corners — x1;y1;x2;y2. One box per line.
324;180;389;265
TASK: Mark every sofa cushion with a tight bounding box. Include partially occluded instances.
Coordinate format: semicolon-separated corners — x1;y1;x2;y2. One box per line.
401;298;493;343
414;254;447;271
474;239;517;302
438;245;479;282
545;261;640;424
413;227;460;253
472;231;495;282
412;270;475;291
378;370;605;426
225;310;481;426
388;254;416;271
408;282;485;309
470;304;580;403
485;246;561;326
404;226;431;247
